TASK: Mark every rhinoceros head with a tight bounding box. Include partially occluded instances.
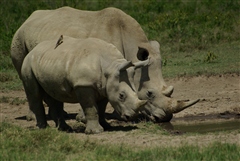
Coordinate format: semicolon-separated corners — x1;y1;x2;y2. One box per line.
105;59;150;121
132;41;199;122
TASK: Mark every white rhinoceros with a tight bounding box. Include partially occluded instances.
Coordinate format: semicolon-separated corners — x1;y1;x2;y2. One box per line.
21;36;148;134
11;7;199;122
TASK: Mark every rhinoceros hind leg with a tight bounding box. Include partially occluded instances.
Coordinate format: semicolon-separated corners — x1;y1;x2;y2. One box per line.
48;107;69;120
22;84;48;129
44;94;72;132
21;59;48;128
76;107;87;123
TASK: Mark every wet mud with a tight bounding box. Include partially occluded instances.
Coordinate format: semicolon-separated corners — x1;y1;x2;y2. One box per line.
161;112;240;134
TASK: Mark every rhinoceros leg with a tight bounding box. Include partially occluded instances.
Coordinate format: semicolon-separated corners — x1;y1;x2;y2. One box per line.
43;94;72;132
26;94;47;128
75;107;86;123
48;104;69;119
97;98;112;130
75;87;104;134
22;80;48;129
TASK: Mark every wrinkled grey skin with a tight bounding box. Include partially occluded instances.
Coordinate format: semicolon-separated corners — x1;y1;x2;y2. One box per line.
11;7;199;122
21;37;148;134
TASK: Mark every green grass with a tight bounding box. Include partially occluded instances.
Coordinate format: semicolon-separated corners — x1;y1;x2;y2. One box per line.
162;41;240;78
0;96;26;105
0;122;239;161
0;0;239;91
0;69;22;91
0;0;239;69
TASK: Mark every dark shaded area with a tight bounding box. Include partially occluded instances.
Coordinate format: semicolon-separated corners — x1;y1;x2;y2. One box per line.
72;123;138;134
15;113;78;121
15;111;240;134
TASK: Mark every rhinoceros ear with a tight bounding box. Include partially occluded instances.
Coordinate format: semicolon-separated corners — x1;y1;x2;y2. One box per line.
137;47;149;61
118;61;133;71
149;40;160;53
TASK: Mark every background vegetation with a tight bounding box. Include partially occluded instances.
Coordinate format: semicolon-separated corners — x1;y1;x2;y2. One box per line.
0;0;239;90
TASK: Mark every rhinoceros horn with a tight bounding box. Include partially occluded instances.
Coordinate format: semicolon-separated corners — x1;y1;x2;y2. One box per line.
133;57;151;69
118;61;133;71
162;85;174;97
168;99;200;113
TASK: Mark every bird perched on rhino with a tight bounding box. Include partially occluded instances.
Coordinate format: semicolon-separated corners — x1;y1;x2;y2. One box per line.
54;35;63;49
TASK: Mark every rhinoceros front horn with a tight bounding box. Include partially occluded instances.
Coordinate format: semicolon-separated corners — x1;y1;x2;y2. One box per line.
168;99;200;113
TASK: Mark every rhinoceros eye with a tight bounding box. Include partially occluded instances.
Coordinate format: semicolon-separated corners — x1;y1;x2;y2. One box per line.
118;92;126;102
146;90;155;100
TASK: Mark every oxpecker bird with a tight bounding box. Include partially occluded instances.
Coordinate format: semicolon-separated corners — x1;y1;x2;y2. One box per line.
54;35;63;49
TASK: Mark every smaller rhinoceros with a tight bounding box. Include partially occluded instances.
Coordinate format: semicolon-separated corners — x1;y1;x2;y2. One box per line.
21;36;148;134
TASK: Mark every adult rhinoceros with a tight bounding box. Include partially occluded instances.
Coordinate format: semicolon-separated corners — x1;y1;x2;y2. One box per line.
21;36;148;134
11;6;199;122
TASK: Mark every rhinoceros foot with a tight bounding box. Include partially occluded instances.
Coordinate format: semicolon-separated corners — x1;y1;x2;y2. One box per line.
99;120;112;130
58;124;73;133
85;120;104;134
54;118;73;132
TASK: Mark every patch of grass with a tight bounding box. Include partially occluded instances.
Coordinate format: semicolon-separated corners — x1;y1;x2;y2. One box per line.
162;41;240;78
0;122;80;161
0;72;14;82
1;0;239;60
0;96;26;105
137;121;169;135
0;122;239;161
203;52;218;63
0;70;22;91
0;0;239;90
10;97;27;105
0;96;10;103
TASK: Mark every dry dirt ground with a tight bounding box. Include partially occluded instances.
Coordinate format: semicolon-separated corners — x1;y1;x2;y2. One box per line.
1;74;239;148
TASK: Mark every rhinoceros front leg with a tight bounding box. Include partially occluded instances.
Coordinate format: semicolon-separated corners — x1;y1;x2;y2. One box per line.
75;87;104;134
44;94;72;132
97;98;112;130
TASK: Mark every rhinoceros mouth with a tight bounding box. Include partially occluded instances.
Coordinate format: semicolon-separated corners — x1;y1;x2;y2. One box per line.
140;101;175;122
141;111;173;123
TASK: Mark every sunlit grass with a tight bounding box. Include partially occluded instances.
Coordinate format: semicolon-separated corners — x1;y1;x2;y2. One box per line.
0;122;239;161
162;41;240;78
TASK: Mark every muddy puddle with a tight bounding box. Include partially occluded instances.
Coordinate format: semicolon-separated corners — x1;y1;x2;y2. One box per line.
160;119;240;134
160;112;240;134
